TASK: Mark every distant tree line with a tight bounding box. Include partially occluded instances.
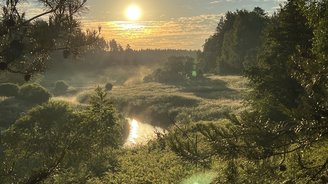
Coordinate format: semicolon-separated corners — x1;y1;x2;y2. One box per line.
98;39;198;66
54;40;198;68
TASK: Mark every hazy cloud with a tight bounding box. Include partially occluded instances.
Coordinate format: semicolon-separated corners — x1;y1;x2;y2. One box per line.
210;1;220;4
82;14;224;50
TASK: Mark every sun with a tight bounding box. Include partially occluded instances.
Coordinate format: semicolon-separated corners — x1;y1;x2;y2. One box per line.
125;4;141;21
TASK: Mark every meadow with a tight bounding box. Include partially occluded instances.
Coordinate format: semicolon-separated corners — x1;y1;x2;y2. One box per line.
41;68;248;183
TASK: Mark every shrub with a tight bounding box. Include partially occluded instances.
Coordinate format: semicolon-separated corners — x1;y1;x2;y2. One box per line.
0;83;19;97
17;83;51;104
2;95;121;183
105;82;113;91
1;101;85;183
53;80;69;95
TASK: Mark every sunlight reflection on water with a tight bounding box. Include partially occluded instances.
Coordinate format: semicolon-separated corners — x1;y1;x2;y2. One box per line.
124;118;164;147
128;119;139;144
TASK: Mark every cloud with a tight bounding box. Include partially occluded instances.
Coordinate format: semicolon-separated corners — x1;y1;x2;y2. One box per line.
209;1;220;4
82;14;224;50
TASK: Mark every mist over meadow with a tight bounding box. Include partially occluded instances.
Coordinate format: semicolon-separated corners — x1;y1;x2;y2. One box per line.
1;0;328;183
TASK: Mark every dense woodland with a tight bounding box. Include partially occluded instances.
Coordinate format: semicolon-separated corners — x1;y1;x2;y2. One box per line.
0;0;328;183
200;7;268;74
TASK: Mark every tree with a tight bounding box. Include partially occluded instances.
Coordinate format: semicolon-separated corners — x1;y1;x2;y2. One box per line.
292;0;328;134
109;39;119;52
85;86;122;148
220;1;323;177
0;87;122;183
170;1;328;183
0;0;101;80
125;44;133;52
201;32;220;73
200;8;268;74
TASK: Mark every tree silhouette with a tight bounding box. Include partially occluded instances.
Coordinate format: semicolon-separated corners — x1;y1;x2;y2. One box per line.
0;0;101;80
109;39;119;52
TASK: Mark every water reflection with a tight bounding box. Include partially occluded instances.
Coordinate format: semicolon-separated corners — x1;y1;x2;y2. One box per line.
124;118;164;147
128;119;139;144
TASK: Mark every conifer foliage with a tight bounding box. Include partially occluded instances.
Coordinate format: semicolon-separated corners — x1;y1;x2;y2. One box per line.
0;0;103;80
170;1;328;183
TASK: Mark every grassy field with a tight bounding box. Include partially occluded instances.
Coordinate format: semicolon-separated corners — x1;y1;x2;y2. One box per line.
109;74;248;126
62;74;248;128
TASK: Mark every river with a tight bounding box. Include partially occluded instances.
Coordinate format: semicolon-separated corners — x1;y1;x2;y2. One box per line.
51;96;164;147
124;118;165;147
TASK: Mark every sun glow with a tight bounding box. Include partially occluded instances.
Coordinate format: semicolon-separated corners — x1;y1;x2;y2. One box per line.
125;4;141;20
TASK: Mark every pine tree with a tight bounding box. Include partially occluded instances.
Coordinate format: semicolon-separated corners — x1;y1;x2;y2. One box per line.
170;1;328;182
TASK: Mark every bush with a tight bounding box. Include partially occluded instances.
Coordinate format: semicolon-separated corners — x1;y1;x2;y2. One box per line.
105;82;113;91
53;80;69;95
0;83;19;97
1;101;84;183
1;93;122;183
17;83;51;104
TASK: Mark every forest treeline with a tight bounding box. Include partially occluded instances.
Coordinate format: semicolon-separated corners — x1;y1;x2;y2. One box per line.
82;41;197;66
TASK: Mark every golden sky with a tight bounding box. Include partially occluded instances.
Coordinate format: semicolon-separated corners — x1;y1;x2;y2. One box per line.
14;0;286;50
82;14;223;50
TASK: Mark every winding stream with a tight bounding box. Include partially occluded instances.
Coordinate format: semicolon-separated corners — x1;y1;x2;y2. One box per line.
51;96;164;147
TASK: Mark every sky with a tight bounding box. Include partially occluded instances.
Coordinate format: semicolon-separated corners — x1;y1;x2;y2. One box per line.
16;0;286;50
